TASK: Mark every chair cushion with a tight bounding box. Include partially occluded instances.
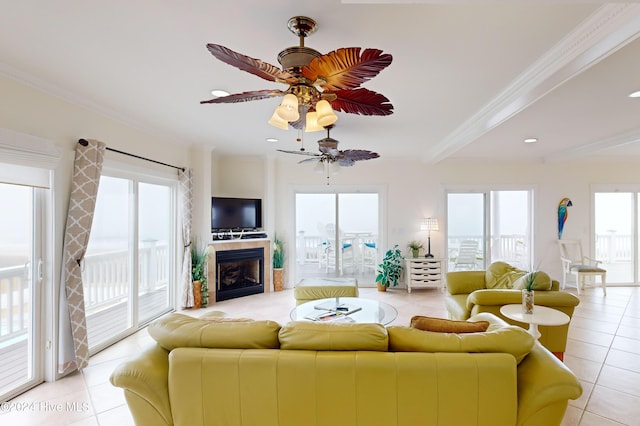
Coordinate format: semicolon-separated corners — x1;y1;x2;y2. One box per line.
485;261;526;289
571;265;606;272
410;316;489;333
279;321;389;351
148;313;281;350
512;271;553;291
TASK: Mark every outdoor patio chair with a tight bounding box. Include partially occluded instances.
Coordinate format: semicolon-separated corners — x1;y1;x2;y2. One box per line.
454;240;479;270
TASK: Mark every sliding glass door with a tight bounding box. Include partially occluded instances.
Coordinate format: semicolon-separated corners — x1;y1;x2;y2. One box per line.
0;184;43;400
447;193;486;270
84;174;175;353
594;191;636;284
295;191;380;283
447;189;532;271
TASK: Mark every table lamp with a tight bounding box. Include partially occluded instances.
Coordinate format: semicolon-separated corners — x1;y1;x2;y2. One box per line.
420;218;439;258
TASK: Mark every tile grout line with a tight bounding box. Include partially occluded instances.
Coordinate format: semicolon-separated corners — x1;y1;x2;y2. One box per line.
579;290;634;425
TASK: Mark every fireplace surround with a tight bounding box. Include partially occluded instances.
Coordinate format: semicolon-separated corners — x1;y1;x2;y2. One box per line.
207;239;271;303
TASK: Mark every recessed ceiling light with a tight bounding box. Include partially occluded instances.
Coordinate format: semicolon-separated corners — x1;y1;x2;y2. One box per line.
266;138;279;143
210;89;230;97
629;90;640;98
524;138;538;143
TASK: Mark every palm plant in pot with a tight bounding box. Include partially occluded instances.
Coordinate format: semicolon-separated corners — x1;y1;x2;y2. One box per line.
272;236;285;292
191;245;209;308
522;271;537;314
376;244;404;292
407;240;423;258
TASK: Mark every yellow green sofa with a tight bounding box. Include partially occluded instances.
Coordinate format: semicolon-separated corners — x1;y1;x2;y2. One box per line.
110;311;581;426
445;266;580;360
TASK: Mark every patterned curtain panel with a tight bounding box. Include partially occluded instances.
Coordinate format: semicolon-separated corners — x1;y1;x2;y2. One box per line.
179;168;194;308
58;139;105;374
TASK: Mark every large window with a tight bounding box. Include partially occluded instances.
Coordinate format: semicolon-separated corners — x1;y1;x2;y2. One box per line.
294;191;381;283
447;189;533;271
84;172;176;353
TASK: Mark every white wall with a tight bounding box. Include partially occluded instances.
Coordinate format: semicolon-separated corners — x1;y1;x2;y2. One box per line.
214;152;640;286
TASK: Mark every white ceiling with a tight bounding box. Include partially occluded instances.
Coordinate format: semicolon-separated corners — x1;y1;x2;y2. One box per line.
1;1;640;163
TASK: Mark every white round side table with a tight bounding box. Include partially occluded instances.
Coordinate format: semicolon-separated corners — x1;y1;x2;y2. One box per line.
499;304;569;340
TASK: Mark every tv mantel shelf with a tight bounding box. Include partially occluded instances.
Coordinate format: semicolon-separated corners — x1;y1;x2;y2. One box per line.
210;237;270;244
207;239;272;304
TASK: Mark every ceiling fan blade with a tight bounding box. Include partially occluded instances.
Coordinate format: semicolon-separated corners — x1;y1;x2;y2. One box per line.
338;149;380;166
298;157;322;164
206;44;298;84
201;89;286;104
327;88;394;116
302;48;392;90
277;149;319;157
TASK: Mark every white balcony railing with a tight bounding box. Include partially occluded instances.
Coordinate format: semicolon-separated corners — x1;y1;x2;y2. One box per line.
0;242;169;346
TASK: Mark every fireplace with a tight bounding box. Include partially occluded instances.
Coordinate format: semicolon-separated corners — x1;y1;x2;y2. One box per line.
215;247;265;302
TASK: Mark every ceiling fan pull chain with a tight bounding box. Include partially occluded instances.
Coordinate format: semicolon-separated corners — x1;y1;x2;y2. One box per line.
297;129;305;151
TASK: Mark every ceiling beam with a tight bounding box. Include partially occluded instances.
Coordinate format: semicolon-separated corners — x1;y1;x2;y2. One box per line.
424;3;640;163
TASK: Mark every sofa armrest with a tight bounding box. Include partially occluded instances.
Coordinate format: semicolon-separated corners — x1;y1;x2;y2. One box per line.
516;343;582;425
446;271;486;295
467;289;580;310
109;343;172;426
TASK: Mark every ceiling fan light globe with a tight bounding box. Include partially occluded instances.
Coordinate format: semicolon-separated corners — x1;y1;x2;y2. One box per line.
268;110;289;130
331;162;341;175
315;100;338;127
313;161;324;173
276;94;300;122
304;111;324;132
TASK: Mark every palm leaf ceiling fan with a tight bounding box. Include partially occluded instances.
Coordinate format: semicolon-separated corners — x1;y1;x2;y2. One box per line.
277;125;380;185
201;16;394;132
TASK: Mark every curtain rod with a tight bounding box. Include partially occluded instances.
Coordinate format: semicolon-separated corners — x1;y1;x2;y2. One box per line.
78;139;185;172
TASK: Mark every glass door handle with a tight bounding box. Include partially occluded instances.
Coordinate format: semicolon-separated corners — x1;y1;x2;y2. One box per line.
37;259;43;282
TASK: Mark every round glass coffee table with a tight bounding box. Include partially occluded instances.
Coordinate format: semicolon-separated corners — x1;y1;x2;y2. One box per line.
290;297;398;325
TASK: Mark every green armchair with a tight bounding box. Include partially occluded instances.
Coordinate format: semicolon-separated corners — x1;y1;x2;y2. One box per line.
445;269;580;360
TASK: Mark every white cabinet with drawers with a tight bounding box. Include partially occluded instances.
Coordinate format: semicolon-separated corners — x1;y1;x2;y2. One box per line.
404;258;444;293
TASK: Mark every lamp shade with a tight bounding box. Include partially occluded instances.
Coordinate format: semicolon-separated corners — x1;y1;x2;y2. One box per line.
315;100;338;127
304;111;324;132
276;94;300;122
420;218;439;231
268;110;289;130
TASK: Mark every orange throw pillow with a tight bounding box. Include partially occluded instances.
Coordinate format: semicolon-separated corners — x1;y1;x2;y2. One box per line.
410;316;490;333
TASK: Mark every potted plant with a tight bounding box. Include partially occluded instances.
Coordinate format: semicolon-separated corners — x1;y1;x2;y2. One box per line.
191;245;209;308
522;271;537;314
273;236;284;291
376;244;404;291
407;240;423;258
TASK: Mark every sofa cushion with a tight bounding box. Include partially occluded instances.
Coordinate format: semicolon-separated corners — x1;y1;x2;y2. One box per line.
485;261;525;289
279;321;388;351
410;316;489;333
148;313;281;350
388;320;535;363
512;271;552;291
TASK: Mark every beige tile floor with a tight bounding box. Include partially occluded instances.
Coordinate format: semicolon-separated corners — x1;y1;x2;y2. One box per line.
1;284;638;425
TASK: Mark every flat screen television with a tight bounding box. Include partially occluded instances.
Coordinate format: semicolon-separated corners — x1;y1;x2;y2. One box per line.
211;197;262;231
